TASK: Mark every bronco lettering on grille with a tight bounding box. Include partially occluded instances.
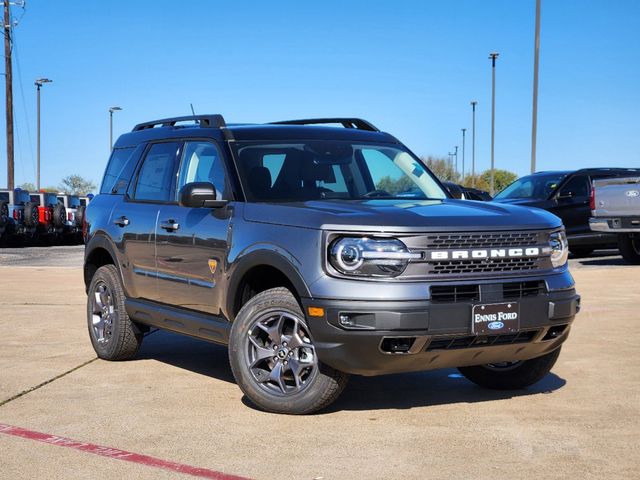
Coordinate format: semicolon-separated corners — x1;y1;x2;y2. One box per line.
428;247;541;261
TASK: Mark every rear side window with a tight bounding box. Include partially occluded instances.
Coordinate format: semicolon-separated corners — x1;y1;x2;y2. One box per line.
100;147;136;194
0;192;8;203
30;195;41;205
133;142;179;202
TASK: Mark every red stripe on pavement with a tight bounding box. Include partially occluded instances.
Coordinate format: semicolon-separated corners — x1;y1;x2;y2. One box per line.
0;423;250;480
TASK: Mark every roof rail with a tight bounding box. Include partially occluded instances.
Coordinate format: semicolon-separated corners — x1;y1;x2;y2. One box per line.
132;114;227;131
269;117;379;132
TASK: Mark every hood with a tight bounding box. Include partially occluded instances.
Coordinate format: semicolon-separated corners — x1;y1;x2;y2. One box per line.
243;199;562;232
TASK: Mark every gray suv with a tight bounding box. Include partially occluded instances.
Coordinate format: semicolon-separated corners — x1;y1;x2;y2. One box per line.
84;115;580;414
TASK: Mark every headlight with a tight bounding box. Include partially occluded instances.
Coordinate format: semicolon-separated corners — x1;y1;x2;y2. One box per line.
549;229;569;268
329;237;421;277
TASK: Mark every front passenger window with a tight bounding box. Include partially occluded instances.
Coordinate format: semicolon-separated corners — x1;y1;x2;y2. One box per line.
559;176;589;198
176;141;227;200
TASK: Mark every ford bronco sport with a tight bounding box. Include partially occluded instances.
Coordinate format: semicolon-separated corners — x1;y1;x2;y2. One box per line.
84;115;580;414
0;188;38;244
30;192;66;243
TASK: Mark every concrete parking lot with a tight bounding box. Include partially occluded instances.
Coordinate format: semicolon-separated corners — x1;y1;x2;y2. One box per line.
0;247;638;479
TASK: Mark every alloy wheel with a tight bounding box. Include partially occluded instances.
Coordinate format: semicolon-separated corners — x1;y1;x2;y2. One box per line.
245;311;318;396
91;281;115;344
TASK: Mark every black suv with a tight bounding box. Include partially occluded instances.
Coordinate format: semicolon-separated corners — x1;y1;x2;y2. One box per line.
492;168;640;256
84;115;580;414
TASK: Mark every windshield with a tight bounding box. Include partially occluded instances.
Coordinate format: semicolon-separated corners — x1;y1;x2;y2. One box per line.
234;141;447;202
494;173;567;200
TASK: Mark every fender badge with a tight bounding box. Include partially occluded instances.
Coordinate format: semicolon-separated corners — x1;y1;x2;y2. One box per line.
625;190;639;198
208;259;218;275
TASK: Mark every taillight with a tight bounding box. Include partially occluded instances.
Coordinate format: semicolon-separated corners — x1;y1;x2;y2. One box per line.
13;209;18;220
589;186;595;211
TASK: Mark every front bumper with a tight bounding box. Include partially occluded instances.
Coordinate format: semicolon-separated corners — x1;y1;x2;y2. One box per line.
590;217;640;233
302;280;579;376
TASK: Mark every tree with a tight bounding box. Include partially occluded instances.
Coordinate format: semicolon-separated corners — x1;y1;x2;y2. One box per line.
59;175;97;195
17;182;36;191
480;169;518;194
375;175;414;195
422;156;460;183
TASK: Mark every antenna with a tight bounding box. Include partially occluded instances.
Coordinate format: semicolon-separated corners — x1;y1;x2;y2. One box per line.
189;103;199;125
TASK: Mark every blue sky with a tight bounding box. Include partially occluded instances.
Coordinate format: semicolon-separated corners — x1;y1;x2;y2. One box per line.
1;0;639;191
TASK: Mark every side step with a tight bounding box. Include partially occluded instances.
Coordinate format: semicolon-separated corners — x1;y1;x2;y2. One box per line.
125;298;231;345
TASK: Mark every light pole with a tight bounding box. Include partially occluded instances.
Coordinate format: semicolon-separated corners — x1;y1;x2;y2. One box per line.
448;152;454;176
109;106;122;151
531;0;541;174
461;128;466;182
470;100;477;187
489;52;499;195
35;78;52;191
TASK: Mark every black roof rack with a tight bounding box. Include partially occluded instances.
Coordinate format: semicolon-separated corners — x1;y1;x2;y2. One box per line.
269;117;379;132
132;114;227;131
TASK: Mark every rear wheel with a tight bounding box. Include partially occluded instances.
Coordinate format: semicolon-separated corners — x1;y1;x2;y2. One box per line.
87;264;143;360
618;234;640;264
229;287;349;414
457;347;561;390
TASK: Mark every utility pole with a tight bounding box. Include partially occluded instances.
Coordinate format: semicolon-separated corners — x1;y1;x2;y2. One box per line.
489;52;499;195
35;78;52;191
471;101;477;187
530;0;541;174
4;1;14;190
461;128;466;182
454;145;458;179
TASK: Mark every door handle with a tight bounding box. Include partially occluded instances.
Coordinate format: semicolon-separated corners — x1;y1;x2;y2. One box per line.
160;219;180;231
114;216;129;227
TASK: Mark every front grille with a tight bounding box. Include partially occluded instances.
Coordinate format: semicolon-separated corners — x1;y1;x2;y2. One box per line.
430;280;546;303
430;284;480;303
426;330;540;351
399;230;553;278
430;257;539;275
423;231;539;249
503;280;547;298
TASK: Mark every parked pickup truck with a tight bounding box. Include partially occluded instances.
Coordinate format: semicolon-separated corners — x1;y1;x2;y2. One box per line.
590;176;640;263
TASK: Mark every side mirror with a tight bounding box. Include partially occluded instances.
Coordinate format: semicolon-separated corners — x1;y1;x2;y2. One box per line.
557;191;573;201
179;182;228;208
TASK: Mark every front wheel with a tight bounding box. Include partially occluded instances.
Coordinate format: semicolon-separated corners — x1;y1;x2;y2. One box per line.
457;347;561;390
229;287;349;414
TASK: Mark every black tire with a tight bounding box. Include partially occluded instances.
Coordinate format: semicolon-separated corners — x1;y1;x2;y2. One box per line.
618;234;640;264
53;203;66;228
569;247;594;258
457;347;561;390
229;287;349;414
87;264;143;360
0;201;8;227
24;202;39;227
75;205;86;226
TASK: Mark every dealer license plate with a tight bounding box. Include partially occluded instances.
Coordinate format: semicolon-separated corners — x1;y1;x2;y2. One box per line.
472;302;520;335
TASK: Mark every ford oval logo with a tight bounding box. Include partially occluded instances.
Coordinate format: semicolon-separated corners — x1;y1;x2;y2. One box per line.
488;321;504;330
626;190;639;198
